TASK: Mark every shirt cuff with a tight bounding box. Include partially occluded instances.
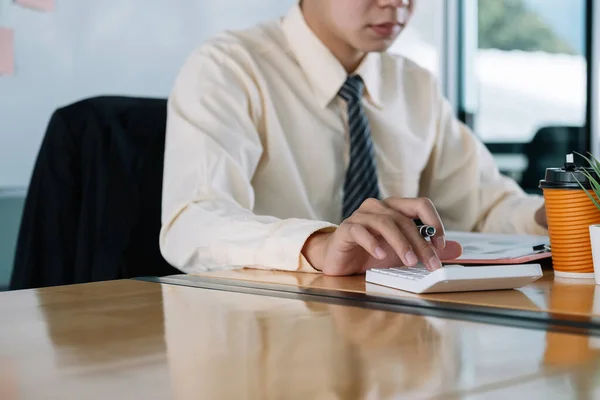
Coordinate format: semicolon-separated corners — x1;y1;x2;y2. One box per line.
258;220;338;272
479;194;548;236
518;195;548;236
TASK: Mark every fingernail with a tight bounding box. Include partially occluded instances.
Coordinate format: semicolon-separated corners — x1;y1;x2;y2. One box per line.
428;256;442;270
436;236;446;249
375;247;387;260
405;250;418;266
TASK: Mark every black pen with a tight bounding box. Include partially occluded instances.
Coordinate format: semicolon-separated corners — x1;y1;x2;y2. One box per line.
532;244;551;252
417;225;436;238
413;219;436;238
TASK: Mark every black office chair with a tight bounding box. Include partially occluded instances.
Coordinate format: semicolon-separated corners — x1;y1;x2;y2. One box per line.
519;125;587;194
10;96;180;290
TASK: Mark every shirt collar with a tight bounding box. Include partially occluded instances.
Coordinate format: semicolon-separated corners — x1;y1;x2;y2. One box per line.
281;4;383;109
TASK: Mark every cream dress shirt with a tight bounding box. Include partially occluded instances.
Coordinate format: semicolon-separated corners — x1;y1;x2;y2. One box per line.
160;4;546;274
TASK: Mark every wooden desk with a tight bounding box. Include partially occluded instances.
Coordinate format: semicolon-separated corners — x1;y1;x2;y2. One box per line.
3;279;600;399
150;268;600;331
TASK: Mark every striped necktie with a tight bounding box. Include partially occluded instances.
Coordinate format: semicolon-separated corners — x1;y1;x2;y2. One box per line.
339;75;381;220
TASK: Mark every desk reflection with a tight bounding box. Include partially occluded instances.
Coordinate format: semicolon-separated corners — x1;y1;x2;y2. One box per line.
4;280;600;399
29;282;170;400
162;285;457;399
544;278;600;371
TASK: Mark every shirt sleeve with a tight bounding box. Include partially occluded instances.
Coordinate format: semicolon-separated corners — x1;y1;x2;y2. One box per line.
160;43;336;274
419;85;547;236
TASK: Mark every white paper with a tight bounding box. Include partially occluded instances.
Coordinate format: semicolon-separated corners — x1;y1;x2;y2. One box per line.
446;231;550;260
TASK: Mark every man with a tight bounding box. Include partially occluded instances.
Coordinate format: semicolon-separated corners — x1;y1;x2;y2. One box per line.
160;0;548;276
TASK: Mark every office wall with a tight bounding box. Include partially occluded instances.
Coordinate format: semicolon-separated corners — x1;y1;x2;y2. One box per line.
0;0;297;188
0;0;299;287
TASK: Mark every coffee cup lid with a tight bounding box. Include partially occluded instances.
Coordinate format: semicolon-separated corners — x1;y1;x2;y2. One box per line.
539;154;599;190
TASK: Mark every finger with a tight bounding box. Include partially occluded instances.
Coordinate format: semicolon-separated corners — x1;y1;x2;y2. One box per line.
347;224;387;260
382;197;446;250
435;240;463;261
348;213;418;266
354;202;442;270
394;215;441;271
356;198;388;213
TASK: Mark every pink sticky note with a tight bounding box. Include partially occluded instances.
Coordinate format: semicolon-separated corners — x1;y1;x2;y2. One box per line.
0;28;15;76
15;0;55;12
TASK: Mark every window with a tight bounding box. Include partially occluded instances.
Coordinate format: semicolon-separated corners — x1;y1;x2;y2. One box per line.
459;0;589;193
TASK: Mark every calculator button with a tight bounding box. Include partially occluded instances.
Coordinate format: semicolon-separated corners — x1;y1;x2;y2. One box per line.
375;269;391;275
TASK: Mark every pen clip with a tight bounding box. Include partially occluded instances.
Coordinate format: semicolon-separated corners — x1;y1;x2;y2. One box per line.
532;244;551;253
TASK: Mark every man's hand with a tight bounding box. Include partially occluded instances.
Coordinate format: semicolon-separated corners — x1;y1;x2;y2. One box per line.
302;197;463;276
535;204;548;229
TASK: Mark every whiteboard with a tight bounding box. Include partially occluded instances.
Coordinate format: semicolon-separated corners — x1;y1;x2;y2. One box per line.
0;0;295;188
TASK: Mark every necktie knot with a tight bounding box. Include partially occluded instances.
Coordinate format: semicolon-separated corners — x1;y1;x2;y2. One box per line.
339;75;364;102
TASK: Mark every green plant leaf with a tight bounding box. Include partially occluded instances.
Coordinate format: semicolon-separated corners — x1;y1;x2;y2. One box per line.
571;152;600;210
574;152;600;184
585;150;600;164
586;175;600;201
577;168;600;194
571;169;600;210
575;151;600;178
588;152;600;174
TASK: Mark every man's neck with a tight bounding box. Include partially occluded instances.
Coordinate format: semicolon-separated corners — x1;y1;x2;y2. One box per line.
300;3;365;73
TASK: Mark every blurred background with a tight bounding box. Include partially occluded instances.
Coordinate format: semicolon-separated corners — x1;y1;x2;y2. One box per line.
1;0;598;289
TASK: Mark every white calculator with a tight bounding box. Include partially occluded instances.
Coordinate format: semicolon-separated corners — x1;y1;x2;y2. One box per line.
365;263;543;294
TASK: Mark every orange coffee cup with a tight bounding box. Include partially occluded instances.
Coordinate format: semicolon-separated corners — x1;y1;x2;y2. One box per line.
539;156;600;278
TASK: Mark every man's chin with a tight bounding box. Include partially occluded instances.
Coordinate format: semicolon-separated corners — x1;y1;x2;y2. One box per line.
359;38;397;53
